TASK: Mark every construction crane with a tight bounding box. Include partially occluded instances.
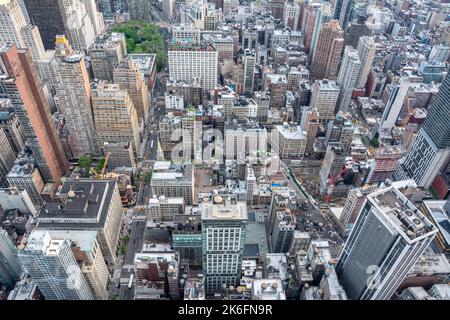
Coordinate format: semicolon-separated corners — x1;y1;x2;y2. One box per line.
90;152;111;179
325;165;347;205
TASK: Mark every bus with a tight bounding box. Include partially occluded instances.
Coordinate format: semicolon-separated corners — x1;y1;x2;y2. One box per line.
128;274;134;289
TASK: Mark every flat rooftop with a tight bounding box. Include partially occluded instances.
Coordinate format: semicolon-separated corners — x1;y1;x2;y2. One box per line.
368;187;438;242
200;201;248;221
37;179;116;228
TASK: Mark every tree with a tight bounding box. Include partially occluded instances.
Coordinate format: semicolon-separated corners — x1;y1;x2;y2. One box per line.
78;155;93;177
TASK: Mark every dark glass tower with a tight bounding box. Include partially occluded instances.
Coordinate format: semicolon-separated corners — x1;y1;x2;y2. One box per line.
23;0;66;50
421;73;450;149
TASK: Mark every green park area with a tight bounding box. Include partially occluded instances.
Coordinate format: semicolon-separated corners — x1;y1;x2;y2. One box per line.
112;20;166;71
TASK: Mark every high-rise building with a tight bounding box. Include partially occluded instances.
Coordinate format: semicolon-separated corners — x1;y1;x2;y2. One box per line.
91;82;140;155
243;49;255;97
147;195;184;221
336;186;438;300
0;229;21;289
22;0;65;50
283;2;300;30
113;58;149;122
0;44;68;185
271;209;296;253
310;20;344;81
0;187;36;216
394;74;450;187
168;43;218;91
162;0;175;21
310;79;340;123
201;197;247;294
36;178;124;266
300;107;320;155
0;0;45;63
54;35;98;157
356;36;378;89
309;2;333;63
336;45;361;112
89;32;127;82
24;0;97;51
18;230;94;300
302;2;322;53
0;100;25;155
365;146;403;184
127;0;151;21
6;152;44;206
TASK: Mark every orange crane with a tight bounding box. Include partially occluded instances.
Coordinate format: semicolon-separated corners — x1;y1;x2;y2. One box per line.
90;152;111;179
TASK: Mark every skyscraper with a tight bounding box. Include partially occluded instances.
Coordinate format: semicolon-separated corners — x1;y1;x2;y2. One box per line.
91;82;140;154
54;35;98;157
310;79;340;123
22;0;66;50
201;197;247;294
336;45;361;112
19;230;94;300
0;0;45;62
356;36;378;88
24;0;97;51
0;229;21;289
0;44;68;185
310;20;344;81
113;58;149;122
394;74;450;188
336;186;438;300
243;49;255;97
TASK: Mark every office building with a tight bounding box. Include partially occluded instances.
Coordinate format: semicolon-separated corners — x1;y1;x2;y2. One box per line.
310;79;340;123
147;196;184;221
394;74;450;188
336;187;438;300
225;122;267;161
271;210;296;253
365;147;403;184
356;36;378;89
113;58;149;121
310;20;344;81
18;230;94;300
151;162;195;205
273;123;307;159
336;46;361;112
54;35;98;157
162;0;174;21
22;0;65;50
420;200;450;255
24;0;97;51
0;101;25;155
6;153;44;206
283;2;300;30
0;229;21;289
36;178;124;265
0;187;36;216
168;43;218;91
201;197;247;294
243;49;255;97
89;32;127;82
91;82;140;154
128;53;157;92
0;44;68;185
300;107;319;155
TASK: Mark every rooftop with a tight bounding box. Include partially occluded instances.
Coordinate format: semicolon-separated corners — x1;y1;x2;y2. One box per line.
368;187;438;242
38;179;117;228
422;200;450;245
200;200;248;221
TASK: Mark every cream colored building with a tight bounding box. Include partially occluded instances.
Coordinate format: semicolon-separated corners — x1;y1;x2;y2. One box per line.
92;82;140;154
113;58;149;121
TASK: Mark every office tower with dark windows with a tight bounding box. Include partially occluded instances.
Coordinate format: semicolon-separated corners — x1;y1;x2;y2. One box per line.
336;187;438;300
0;229;21;289
0;44;68;186
394;74;450;188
